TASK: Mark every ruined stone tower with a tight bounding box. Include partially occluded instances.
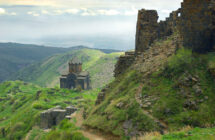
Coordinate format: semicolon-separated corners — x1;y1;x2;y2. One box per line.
135;9;159;54
114;0;215;77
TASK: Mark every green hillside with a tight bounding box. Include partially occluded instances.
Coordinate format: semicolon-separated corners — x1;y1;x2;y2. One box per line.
0;81;98;140
0;43;87;83
85;39;215;139
10;48;122;88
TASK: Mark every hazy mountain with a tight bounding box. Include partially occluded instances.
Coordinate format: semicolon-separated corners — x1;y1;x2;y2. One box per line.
8;48;122;88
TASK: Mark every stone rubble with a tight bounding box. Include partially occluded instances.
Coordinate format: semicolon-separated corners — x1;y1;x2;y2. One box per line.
40;105;77;129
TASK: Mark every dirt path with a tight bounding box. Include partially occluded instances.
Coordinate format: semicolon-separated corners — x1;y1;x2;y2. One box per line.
71;111;120;140
135;84;168;130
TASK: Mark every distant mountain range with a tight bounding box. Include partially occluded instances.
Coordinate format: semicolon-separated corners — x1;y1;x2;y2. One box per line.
0;42;122;88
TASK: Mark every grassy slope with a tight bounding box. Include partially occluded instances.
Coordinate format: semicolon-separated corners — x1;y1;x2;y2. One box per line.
156;127;215;140
10;48;122;88
0;81;98;140
139;127;215;140
0;43;88;83
86;46;215;138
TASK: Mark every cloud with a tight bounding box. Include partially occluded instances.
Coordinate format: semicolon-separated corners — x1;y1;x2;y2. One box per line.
10;12;17;15
27;11;40;16
161;9;172;14
124;7;138;16
50;9;80;15
41;10;49;14
0;8;6;15
81;10;96;16
0;0;183;10
0;8;17;16
66;9;79;14
97;9;120;16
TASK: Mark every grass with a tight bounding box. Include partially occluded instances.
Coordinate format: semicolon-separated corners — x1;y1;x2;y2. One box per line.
10;48;121;89
45;120;88;140
154;127;215;140
0;42;81;83
147;48;215;129
86;47;215;138
0;81;98;140
85;70;160;137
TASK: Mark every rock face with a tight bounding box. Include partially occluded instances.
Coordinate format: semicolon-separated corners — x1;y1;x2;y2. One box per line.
95;88;108;105
66;106;77;115
114;51;135;77
40;106;77;129
135;10;159;54
179;0;215;52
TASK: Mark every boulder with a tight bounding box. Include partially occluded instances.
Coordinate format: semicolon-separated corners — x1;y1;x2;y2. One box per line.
95;91;106;105
123;120;139;137
66;106;77;115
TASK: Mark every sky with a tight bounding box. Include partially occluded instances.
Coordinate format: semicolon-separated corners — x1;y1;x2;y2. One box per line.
0;0;183;50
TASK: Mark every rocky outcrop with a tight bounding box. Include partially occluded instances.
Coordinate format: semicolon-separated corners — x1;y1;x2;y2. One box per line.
95;87;108;105
135;10;159;54
40;106;77;129
179;0;215;52
114;51;135;77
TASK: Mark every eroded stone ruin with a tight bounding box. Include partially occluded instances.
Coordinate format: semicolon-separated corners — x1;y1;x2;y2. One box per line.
135;10;159;54
40;106;77;129
114;51;135;77
114;0;215;78
179;0;215;52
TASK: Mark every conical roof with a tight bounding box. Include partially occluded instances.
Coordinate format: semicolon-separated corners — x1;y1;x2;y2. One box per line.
69;57;82;64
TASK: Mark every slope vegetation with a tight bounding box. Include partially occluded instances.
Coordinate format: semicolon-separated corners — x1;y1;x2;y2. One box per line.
85;35;215;139
0;43;86;83
9;48;122;88
0;81;98;140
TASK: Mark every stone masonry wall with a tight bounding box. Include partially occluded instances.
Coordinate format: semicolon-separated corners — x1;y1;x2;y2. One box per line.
158;9;181;39
114;51;135;77
135;9;181;54
115;0;215;78
135;9;159;54
179;0;215;52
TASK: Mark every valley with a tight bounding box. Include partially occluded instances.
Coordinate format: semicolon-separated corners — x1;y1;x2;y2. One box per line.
0;0;215;140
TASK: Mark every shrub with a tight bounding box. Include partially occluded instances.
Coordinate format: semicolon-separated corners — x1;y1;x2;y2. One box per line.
166;48;193;75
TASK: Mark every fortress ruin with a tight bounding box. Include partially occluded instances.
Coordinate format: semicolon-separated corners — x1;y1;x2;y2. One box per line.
114;0;215;77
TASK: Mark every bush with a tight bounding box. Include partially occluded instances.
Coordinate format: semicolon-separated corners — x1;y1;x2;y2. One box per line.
32;102;49;110
8;122;26;140
166;48;193;75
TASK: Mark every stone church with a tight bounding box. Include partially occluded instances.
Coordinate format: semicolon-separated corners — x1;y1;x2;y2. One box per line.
60;58;90;90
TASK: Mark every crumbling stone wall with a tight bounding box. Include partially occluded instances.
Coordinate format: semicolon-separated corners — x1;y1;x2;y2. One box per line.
135;9;181;54
115;0;215;78
114;51;135;77
40;106;77;129
158;9;181;39
210;0;215;49
179;0;215;52
135;10;159;54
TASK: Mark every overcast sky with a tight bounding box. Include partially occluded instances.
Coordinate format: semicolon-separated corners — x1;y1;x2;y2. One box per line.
0;0;183;50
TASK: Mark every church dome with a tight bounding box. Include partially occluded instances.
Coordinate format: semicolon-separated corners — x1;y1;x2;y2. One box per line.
69;57;82;64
